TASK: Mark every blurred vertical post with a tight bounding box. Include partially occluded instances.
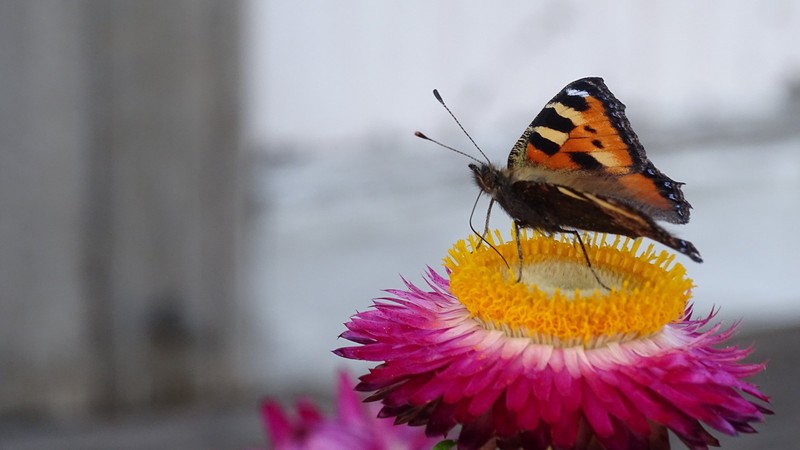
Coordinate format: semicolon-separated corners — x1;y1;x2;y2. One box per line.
0;0;244;416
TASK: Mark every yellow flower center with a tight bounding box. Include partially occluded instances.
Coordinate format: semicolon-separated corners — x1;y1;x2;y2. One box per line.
444;230;693;347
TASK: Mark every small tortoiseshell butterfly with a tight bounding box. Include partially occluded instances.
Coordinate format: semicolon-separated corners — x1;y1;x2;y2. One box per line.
418;77;701;280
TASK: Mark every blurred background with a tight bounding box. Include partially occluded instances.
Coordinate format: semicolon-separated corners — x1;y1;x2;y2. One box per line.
1;1;799;449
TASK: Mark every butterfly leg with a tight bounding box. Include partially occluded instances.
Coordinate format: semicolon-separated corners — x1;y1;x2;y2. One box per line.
557;228;611;291
475;199;495;250
514;221;524;282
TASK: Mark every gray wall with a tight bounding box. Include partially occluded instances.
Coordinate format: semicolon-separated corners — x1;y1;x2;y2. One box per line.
0;0;245;417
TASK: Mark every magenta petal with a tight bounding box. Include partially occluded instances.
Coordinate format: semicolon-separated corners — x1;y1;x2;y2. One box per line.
466;383;503;418
516;385;542;430
457;412;494;450
336;270;770;450
492;394;520;438
554;369;582;412
426;400;458;437
530;367;553;404
581;378;614;438
333;373;364;426
294;400;322;424
505;374;531;413
261;401;294;445
261;371;439;450
549;407;581;449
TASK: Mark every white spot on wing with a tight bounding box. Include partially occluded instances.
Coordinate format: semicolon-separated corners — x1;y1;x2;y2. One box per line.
547;102;586;125
533;126;569;145
566;88;589;97
591;152;621;168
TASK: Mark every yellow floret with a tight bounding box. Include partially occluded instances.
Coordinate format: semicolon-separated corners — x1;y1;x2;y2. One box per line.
444;230;693;347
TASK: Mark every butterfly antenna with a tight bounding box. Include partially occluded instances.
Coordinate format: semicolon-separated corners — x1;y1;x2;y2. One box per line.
431;89;491;164
414;131;483;165
468;190;510;270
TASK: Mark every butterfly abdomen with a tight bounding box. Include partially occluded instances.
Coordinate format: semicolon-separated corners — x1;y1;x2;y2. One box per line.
508;182;703;262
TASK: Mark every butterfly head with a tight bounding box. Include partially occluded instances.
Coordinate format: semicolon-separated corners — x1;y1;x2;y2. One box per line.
469;163;504;196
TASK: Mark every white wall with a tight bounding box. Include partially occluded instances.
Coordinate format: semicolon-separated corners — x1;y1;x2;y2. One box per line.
245;0;800;149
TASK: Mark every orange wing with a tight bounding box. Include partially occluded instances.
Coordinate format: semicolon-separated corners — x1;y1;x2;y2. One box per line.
507;77;690;224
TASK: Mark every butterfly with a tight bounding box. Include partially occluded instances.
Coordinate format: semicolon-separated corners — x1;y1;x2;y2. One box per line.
418;77;701;283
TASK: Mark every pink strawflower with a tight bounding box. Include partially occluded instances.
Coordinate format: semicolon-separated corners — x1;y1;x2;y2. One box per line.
262;371;440;450
335;231;771;450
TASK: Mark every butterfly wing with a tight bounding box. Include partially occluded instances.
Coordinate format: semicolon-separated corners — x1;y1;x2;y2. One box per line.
507;77;691;224
509;181;702;262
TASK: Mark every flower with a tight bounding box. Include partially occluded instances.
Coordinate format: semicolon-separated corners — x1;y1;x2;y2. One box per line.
262;371;440;450
335;230;771;450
